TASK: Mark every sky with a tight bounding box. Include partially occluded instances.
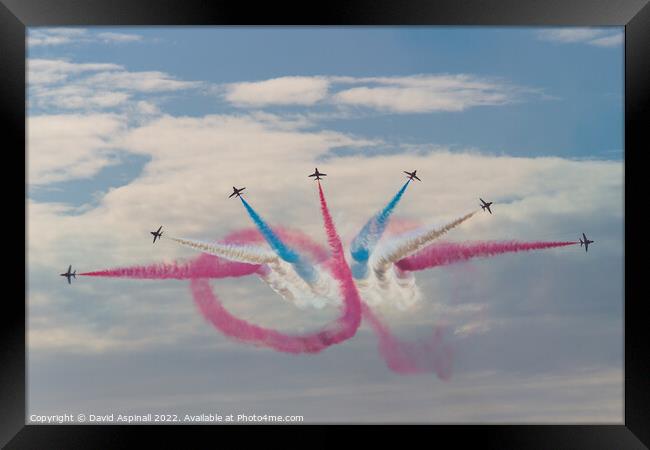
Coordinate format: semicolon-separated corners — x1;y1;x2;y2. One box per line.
27;26;624;424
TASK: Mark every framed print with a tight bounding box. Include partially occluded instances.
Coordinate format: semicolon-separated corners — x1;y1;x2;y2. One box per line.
2;0;648;447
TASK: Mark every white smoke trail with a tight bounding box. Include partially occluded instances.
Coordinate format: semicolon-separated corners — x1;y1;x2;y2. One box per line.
169;235;340;308
357;267;422;309
372;211;477;279
257;260;316;306
258;259;340;309
167;236;278;264
393;267;421;307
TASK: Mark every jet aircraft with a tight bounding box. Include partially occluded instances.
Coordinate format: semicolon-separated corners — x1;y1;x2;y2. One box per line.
150;225;163;243
60;265;76;285
579;233;594;252
404;170;421;182
308;168;327;180
480;198;494;214
229;186;246;199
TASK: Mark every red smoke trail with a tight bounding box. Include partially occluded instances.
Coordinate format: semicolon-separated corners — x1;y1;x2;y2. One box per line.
80;257;259;279
396;240;578;272
79;228;263;279
316;181;362;336
189;182;362;354
191;267;339;353
362;304;453;380
79;227;328;280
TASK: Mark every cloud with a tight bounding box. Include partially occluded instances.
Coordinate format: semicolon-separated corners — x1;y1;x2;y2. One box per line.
536;28;623;48
134;100;161;116
82;71;201;92
27;345;621;422
28;113;126;184
222;74;533;113
333;75;514;113
28;29;83;47
32;85;131;110
28;59;123;85
28;28;144;47
96;32;143;43
29;58;202;112
225;76;330;106
589;34;624;48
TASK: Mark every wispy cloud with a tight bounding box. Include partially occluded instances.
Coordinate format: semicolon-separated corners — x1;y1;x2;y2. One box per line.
221;74;536;113
589;34;624;48
96;32;143;43
28;28;144;47
28;58;122;85
82;70;201;92
332;75;518;113
28;58;202;112
536;28;623;48
33;86;131;110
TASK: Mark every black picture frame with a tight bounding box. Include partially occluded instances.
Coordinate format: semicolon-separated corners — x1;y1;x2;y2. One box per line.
3;0;648;447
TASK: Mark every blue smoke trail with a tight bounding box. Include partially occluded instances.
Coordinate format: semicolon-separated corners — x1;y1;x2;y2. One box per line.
350;180;411;279
240;197;318;283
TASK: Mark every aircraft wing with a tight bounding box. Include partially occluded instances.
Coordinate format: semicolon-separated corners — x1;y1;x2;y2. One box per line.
67;276;71;285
